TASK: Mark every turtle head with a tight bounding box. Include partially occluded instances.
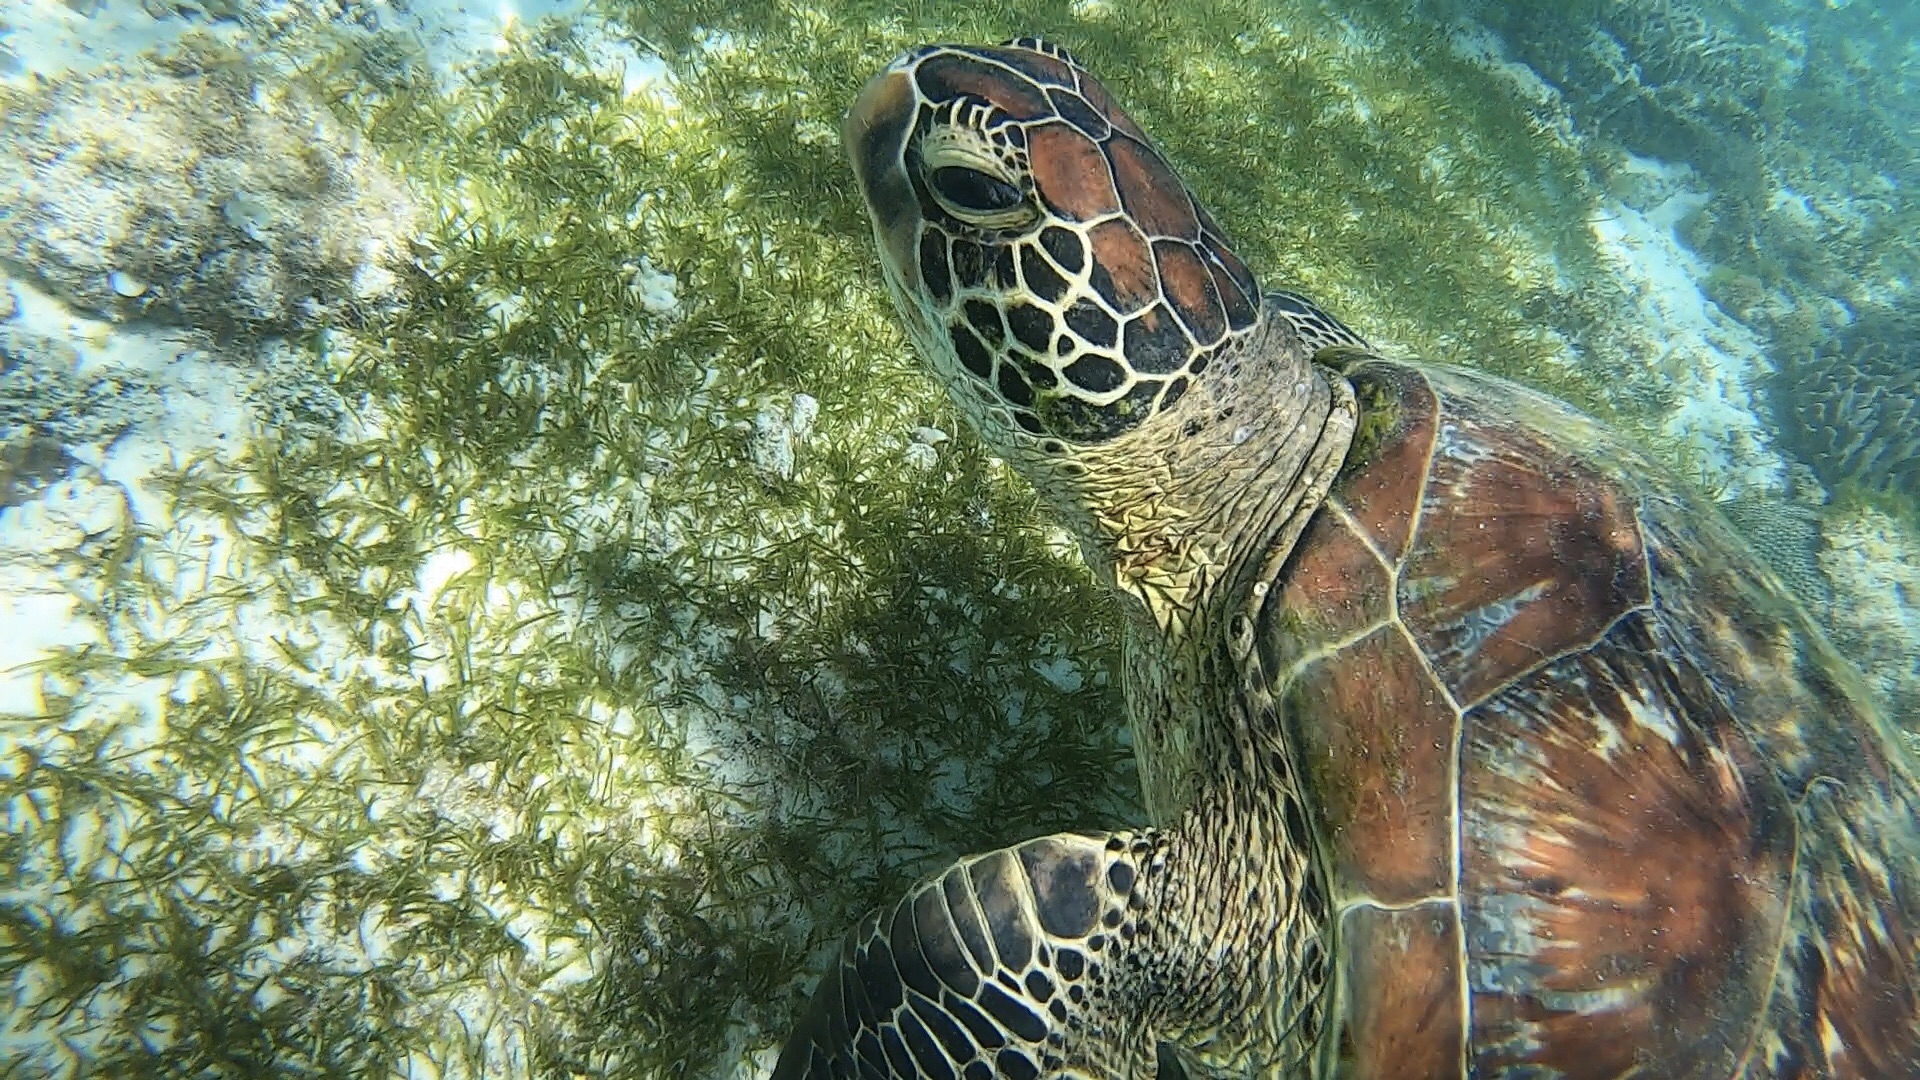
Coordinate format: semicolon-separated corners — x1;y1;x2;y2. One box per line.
847;41;1350;634
845;39;1266;456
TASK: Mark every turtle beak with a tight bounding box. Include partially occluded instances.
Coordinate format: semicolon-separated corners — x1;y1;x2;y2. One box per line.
844;60;919;240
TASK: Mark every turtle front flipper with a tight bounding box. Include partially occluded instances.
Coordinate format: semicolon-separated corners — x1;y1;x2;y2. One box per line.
774;832;1165;1078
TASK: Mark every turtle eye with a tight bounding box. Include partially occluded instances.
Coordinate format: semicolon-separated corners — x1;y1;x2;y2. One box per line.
931;166;1024;215
919;117;1037;230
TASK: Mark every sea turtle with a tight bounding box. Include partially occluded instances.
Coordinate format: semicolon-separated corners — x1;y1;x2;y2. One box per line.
776;38;1920;1078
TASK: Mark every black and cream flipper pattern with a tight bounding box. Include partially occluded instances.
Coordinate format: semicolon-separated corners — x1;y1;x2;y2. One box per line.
773;834;1162;1078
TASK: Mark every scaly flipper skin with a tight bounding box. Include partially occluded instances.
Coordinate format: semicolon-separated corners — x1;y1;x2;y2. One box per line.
775;789;1328;1078
773;833;1164;1078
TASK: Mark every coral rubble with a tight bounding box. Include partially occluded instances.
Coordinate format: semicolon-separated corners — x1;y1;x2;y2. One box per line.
0;49;414;341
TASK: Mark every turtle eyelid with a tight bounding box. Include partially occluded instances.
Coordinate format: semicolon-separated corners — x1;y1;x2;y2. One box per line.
932;166;1025;214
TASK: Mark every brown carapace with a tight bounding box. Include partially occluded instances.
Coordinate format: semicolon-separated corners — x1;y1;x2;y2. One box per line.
779;38;1920;1078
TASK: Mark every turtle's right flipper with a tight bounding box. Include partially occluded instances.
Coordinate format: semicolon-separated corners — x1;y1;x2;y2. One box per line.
772;832;1160;1079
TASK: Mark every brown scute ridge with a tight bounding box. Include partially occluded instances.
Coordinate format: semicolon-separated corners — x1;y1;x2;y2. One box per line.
1085;217;1159;316
1461;614;1796;1078
964;44;1079;88
1119;302;1191;376
1329;362;1441;562
848;71;917;233
1339;903;1465;1079
1152;240;1227;348
912;53;1049;120
1106;134;1200;241
1016;835;1102;939
1287;627;1456;903
1397;386;1650;707
1631;501;1920;1075
1070;68;1148;142
1766;782;1920;1078
1268;505;1393;667
1028;120;1118;223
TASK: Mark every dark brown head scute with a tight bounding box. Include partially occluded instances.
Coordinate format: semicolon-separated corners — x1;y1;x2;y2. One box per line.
1039;225;1085;274
1151;239;1228;348
1017;245;1069;303
1120;303;1192;376
1201;237;1259;331
962;298;1004;344
1107;134;1201;241
1086;218;1158;315
949;237;988;291
913;53;1050;120
1028;121;1119;223
1004;302;1052;354
917;228;952;303
1061;352;1126;393
1047;87;1111;140
1073;69;1148;142
1037;377;1160;442
949;323;992;379
972;42;1080;87
848;71;919;234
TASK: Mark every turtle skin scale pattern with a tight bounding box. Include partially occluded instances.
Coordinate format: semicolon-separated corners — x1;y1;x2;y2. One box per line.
776;834;1164;1079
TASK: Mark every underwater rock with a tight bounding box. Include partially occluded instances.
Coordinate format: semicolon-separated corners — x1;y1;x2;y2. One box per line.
0;49;416;341
1769;304;1920;499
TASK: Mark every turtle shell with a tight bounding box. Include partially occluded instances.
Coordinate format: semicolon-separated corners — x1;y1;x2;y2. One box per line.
1261;358;1920;1077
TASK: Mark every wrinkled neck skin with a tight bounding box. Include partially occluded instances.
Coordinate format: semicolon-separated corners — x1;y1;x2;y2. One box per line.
1038;308;1357;649
1126;742;1333;1072
1088;307;1357;1070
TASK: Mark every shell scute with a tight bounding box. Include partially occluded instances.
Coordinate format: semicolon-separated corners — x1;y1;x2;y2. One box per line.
1266;508;1392;677
1339;903;1467;1078
1326;362;1439;562
1635;502;1920;1075
1773;781;1920;1078
1460;612;1797;1077
1394;385;1651;708
1284;626;1456;904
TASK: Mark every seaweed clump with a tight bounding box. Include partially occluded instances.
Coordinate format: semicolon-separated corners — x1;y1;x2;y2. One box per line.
1770;304;1920;501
